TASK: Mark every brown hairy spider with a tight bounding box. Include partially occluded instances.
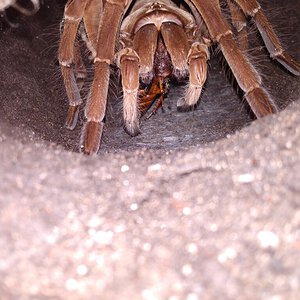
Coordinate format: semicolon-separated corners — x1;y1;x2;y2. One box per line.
59;0;300;155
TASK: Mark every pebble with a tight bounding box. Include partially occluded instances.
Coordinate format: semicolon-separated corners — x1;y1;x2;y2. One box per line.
257;230;280;248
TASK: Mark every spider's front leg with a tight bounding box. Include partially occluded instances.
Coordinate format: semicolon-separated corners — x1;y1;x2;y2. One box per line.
191;0;278;117
82;0;131;154
116;23;159;135
117;47;141;136
60;0;103;132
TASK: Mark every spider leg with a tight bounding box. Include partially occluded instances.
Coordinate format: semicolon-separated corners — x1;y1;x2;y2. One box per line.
12;0;40;16
179;42;209;110
82;0;131;154
117;48;141;136
234;0;300;75
59;1;88;130
160;22;206;110
191;0;278;117
82;0;103;57
73;41;86;92
116;23;158;134
226;0;248;51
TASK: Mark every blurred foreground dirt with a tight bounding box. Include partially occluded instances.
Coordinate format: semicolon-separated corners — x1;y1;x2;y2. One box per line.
0;1;300;299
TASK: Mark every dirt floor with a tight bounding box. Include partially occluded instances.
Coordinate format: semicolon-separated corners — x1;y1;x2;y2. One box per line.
0;1;300;299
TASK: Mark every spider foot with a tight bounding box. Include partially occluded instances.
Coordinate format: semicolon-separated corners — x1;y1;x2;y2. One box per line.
65;105;80;130
274;51;300;76
246;87;278;118
124;118;141;137
176;98;197;112
81;121;103;155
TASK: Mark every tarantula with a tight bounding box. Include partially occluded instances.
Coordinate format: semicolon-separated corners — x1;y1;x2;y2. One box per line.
59;0;300;155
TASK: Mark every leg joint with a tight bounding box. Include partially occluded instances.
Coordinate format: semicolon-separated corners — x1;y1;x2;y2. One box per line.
115;48;140;68
216;30;233;43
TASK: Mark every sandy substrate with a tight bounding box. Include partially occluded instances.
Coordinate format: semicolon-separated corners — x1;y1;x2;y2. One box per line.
0;1;300;299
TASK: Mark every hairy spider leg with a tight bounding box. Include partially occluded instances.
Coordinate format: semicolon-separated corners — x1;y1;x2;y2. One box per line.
60;0;103;131
191;0;278;117
226;0;248;51
82;0;131;154
59;1;87;130
234;0;300;75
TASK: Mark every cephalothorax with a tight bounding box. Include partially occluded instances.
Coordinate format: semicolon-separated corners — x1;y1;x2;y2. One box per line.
59;0;300;154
